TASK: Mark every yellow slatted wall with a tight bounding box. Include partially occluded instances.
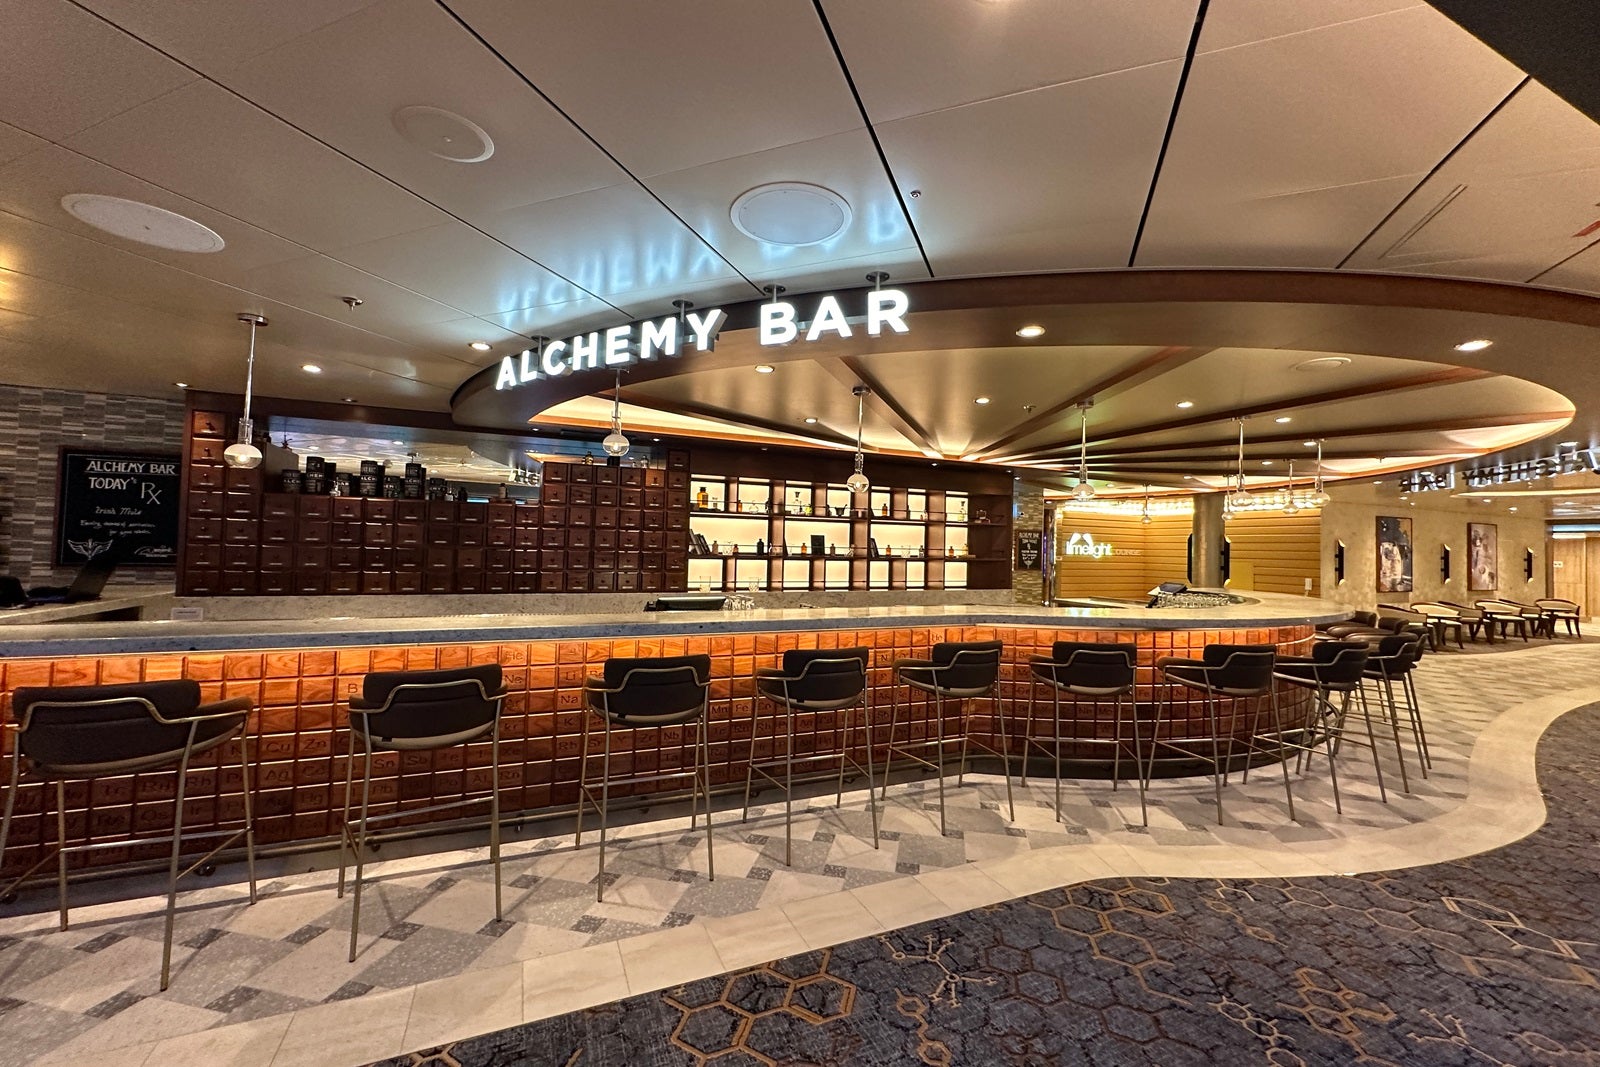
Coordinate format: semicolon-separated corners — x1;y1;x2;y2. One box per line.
1052;508;1322;599
1224;509;1322;596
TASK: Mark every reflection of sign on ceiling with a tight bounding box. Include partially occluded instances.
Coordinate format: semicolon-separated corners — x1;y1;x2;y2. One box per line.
1060;531;1114;559
1399;447;1600;493
493;289;911;392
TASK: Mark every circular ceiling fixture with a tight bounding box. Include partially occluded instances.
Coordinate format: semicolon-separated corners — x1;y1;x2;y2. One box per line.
61;194;224;253
1293;356;1352;372
731;182;852;246
1454;338;1493;352
1015;324;1045;339
392;105;495;163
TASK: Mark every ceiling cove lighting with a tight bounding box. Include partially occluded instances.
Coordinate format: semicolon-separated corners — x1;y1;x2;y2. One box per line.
1015;324;1046;339
1070;399;1095;501
846;385;871;494
224;314;266;469
1454;338;1493;352
602;369;629;458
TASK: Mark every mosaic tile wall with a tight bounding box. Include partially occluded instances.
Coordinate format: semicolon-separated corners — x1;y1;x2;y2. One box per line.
0;383;185;587
0;624;1311;878
1012;483;1045;605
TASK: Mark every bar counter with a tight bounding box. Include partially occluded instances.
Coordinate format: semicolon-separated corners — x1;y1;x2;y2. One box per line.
0;594;1348;879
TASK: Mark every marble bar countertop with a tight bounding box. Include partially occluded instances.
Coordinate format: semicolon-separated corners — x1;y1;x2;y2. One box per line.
0;589;175;626
0;592;1349;658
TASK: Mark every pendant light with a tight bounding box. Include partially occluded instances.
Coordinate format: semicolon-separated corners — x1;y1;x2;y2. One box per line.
1226;418;1252;508
224;313;267;469
1070;399;1095;500
846;385;871;494
1307;438;1331;507
1140;484;1152;525
1283;459;1300;514
602;367;630;457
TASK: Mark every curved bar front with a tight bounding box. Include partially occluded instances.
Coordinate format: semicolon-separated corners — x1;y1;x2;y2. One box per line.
0;595;1346;879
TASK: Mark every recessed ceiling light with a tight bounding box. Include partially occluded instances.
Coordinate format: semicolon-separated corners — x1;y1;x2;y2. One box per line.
1176;400;1194;409
730;182;852;246
61;193;225;253
1509;506;1518;512
1275;416;1292;424
1454;338;1493;352
1294;356;1352;372
1015;324;1045;339
469;341;492;352
392;105;495;163
975;396;991;405
804;417;818;424
302;364;322;374
1560;441;1579;448
1303;440;1316;447
1261;460;1273;466
342;396;357;403
754;364;775;374
392;440;404;446
174;381;188;389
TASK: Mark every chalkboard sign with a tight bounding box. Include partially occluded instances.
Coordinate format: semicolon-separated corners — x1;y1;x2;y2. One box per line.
54;448;181;568
1015;530;1042;570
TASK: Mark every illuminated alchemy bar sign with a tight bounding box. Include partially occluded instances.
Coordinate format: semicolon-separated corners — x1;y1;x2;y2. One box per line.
1398;446;1600;493
493;289;911;392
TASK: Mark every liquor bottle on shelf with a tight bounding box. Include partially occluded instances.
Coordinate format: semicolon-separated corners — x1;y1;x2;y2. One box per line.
756;538;766;556
696;486;709;509
793;490;804;513
711;540;719;553
880;502;889;517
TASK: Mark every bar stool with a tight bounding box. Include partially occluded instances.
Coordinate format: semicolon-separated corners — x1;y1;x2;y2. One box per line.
1022;641;1141;825
1361;633;1429;780
340;665;506;961
742;648;877;865
579;655;713;901
1271;641;1372;812
880;641;1011;834
1147;644;1290;825
1;680;256;990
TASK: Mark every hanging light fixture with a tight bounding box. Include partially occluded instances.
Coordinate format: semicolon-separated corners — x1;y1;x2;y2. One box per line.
1140;484;1152;525
602;367;630;457
1283;459;1300;514
1307;438;1331;507
846;385;871;494
1226;418;1252;508
1070;399;1095;500
224;313;267;469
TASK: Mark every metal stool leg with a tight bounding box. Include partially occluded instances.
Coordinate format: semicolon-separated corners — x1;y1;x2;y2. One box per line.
697;714;715;881
490;724;502;922
994;689;1016;822
55;781;68;931
933;690;947;835
596;715;613;902
347;742;373;963
160;728;197;990
337;735;356;899
783;693;795;868
239;735;257;905
741;691;760;823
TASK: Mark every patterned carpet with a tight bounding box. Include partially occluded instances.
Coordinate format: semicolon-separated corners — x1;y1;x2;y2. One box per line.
375;702;1600;1066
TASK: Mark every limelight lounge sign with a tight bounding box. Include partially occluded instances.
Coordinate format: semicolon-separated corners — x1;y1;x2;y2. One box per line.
493;288;911;392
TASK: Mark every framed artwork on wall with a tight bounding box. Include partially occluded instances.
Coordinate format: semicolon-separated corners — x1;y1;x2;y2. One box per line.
1376;515;1413;593
1468;522;1498;591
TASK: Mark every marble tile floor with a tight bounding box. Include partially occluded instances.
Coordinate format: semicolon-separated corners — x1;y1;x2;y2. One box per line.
2;642;1598;1067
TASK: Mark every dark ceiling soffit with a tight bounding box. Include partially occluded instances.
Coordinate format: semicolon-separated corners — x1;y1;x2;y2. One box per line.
992;366;1494;459
967;345;1210;459
449;270;1600;429
1002;408;1574;464
1426;1;1600;126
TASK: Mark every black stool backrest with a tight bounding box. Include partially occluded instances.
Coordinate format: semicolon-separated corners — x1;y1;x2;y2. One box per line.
1199;644;1277;691
357;664;504;742
598;654;710;720
1303;640;1369;686
925;640;1003;691
1045;641;1135;690
1365;633;1419;675
774;647;870;704
11;680;203;768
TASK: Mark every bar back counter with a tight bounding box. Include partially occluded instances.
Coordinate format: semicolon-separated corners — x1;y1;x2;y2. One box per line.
0;594;1346;882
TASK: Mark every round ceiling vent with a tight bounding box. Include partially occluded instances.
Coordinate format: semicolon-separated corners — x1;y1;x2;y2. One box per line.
392;105;495;163
60;194;225;253
1293;356;1353;372
731;182;852;246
